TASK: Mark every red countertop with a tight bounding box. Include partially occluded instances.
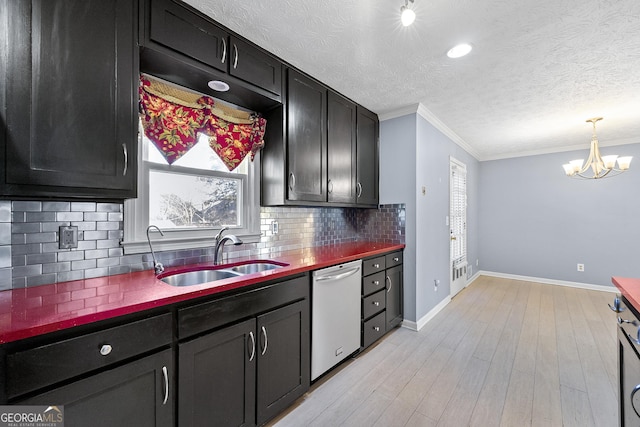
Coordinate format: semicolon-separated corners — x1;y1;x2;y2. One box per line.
0;242;404;344
612;276;640;311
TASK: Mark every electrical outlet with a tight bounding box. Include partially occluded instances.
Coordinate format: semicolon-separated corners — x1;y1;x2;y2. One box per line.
422;186;426;196
577;263;585;272
434;279;440;291
271;221;279;234
59;225;78;249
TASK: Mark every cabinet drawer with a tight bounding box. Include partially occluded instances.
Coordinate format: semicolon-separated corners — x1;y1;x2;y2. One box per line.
363;256;386;276
363;271;386;296
386;251;403;268
6;313;172;399
362;290;386;320
362;312;386;348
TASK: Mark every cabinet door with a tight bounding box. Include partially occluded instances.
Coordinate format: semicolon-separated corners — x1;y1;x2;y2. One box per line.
2;0;137;199
179;318;256;427
19;349;173;427
356;106;380;206
148;0;227;72
385;265;403;331
327;91;357;204
287;69;327;203
229;36;282;96
256;299;310;425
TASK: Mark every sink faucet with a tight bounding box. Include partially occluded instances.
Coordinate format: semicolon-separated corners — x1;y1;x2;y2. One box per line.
146;225;165;274
214;227;243;265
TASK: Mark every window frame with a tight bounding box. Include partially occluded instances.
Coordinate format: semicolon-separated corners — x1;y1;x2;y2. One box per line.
122;129;261;255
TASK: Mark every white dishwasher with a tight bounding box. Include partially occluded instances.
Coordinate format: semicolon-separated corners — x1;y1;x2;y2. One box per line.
311;259;362;380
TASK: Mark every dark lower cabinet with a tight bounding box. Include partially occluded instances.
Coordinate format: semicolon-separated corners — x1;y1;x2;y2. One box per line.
179;319;256;427
1;0;138;199
19;349;174;427
256;300;309;426
386;265;403;331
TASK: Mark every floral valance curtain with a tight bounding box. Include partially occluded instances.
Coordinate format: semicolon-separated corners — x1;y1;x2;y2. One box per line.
138;75;267;171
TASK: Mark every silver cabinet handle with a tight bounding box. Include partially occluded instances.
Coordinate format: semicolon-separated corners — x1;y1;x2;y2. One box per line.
386;275;392;293
233;43;239;69
221;38;227;64
289;173;296;191
374;326;380;332
632;384;640;417
393;257;400;262
609;296;624;313
373;301;380;306
356;182;363;198
373;263;380;269
373;280;380;286
162;366;169;405
328;180;333;194
99;344;112;356
248;331;256;362
618;316;638;326
122;143;128;176
261;326;268;356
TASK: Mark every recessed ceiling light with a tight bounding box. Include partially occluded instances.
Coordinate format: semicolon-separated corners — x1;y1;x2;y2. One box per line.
447;43;472;59
208;80;230;92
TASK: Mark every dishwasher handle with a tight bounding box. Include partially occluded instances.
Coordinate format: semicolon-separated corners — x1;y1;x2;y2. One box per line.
314;267;361;283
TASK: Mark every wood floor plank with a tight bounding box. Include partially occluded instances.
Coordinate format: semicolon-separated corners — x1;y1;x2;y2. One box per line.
532;285;563;427
560;385;596;427
268;277;618;427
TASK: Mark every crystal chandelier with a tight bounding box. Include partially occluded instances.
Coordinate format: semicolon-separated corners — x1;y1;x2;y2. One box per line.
562;117;632;179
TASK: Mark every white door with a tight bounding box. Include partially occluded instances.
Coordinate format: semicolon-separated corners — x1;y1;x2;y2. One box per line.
450;157;467;297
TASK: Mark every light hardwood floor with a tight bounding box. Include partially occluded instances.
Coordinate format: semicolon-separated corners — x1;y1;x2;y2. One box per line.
268;276;618;427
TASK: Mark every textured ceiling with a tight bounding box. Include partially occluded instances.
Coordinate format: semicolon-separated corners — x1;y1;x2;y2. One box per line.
186;0;640;160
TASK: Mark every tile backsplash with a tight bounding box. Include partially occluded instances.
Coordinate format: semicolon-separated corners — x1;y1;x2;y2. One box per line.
2;201;405;290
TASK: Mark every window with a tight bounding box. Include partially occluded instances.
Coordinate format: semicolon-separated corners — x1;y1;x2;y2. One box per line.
122;124;261;254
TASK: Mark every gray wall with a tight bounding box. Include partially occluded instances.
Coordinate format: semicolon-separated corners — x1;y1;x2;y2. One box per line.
380;112;479;324
479;144;640;287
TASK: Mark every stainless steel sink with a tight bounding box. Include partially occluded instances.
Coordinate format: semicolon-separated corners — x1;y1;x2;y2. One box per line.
159;268;243;287
229;261;285;275
158;260;287;287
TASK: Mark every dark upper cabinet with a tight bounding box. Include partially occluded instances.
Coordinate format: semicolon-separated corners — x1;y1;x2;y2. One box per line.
229;36;282;97
148;0;227;73
142;0;282;109
286;69;328;203
1;0;138;199
356;106;380;206
327;92;357;204
261;69;379;208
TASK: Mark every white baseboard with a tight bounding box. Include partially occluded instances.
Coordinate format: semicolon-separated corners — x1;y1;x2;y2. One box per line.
402;295;452;332
479;270;618;293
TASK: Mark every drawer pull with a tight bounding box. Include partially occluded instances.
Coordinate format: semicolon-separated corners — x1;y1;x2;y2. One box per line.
373;280;380;286
261;326;268;356
99;344;112;356
248;331;256;362
393;257;399;262
386;276;393;293
162;366;169;405
373;301;380;306
373;263;380;269
374;326;380;332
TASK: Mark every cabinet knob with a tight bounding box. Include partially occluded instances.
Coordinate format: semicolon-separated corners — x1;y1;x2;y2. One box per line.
373;301;380;306
373;326;380;332
373;280;379;286
393;257;399;262
373;263;380;269
99;344;113;356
